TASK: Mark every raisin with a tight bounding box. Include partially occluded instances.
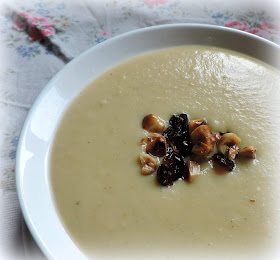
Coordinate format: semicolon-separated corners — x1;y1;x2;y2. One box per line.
163;113;193;156
174;139;193;156
157;164;173;186
146;136;167;157
156;147;185;186
152;137;166;157
212;153;236;171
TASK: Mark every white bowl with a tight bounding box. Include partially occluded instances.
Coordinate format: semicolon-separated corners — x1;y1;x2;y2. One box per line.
16;24;280;259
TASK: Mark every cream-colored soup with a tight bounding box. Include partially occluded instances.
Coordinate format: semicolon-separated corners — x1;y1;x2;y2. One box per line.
51;46;280;259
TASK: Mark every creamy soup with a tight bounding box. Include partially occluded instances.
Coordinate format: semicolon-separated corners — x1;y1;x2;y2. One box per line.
51;46;280;259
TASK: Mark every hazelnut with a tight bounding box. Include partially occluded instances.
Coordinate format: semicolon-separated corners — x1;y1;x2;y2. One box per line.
239;146;256;158
190;125;216;154
139;134;158;145
192;142;211;156
185;161;201;182
142;114;165;133
189;119;207;133
146;135;167;157
139;152;158;176
214;132;221;142
227;145;239;160
217;133;241;158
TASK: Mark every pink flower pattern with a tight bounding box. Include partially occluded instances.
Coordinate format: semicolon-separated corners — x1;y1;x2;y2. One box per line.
99;30;110;37
13;15;27;31
13;11;56;41
18;11;31;19
225;20;250;31
41;25;56;37
258;21;279;35
223;18;280;40
30;16;53;27
144;0;168;6
10;8;280;59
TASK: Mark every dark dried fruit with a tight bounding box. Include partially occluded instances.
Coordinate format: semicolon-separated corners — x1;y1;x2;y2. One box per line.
146;135;167;157
164;114;189;141
157;147;185;186
163;114;193;156
212;153;236;171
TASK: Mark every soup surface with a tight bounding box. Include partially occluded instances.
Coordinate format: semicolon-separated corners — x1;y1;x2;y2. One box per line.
51;46;280;259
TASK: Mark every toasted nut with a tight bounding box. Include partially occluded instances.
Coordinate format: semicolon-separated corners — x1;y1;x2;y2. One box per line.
190;125;216;153
217;133;241;156
228;145;239;160
146;135;167;157
214;132;221;142
189;119;207;133
192;142;211;156
139;152;158;176
142;114;165;133
185;161;201;182
139;134;158;145
239;146;256;158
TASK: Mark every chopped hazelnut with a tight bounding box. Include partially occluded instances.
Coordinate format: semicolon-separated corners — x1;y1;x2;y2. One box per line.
217;133;241;158
185;161;201;182
142;114;165;133
239;146;256;158
189;119;207;133
139;134;158;145
146;135;167;157
228;145;239;160
190;125;216;154
214;132;221;142
139;152;158;176
192;142;211;156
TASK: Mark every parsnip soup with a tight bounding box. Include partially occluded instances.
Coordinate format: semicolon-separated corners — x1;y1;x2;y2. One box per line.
51;46;280;259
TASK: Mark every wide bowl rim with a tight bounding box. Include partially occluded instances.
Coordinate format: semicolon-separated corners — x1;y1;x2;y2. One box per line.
16;23;280;259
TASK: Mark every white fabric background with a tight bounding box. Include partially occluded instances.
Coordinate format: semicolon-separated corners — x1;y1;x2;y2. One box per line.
0;0;279;259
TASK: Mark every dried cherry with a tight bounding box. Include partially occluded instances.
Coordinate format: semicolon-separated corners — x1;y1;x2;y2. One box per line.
212;153;236;171
163;114;193;157
157;146;186;186
145;136;166;157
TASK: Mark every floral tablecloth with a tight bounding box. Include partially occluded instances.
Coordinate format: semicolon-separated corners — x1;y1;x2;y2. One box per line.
0;0;279;258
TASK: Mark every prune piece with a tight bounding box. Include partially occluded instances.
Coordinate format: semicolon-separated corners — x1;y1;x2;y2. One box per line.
157;164;173;186
164;114;189;141
212;153;236;171
163;113;193;156
156;149;185;186
146;136;167;157
174;139;193;157
151;136;166;157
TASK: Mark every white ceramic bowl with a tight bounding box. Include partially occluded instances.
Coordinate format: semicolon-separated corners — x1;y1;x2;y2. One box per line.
16;24;280;259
